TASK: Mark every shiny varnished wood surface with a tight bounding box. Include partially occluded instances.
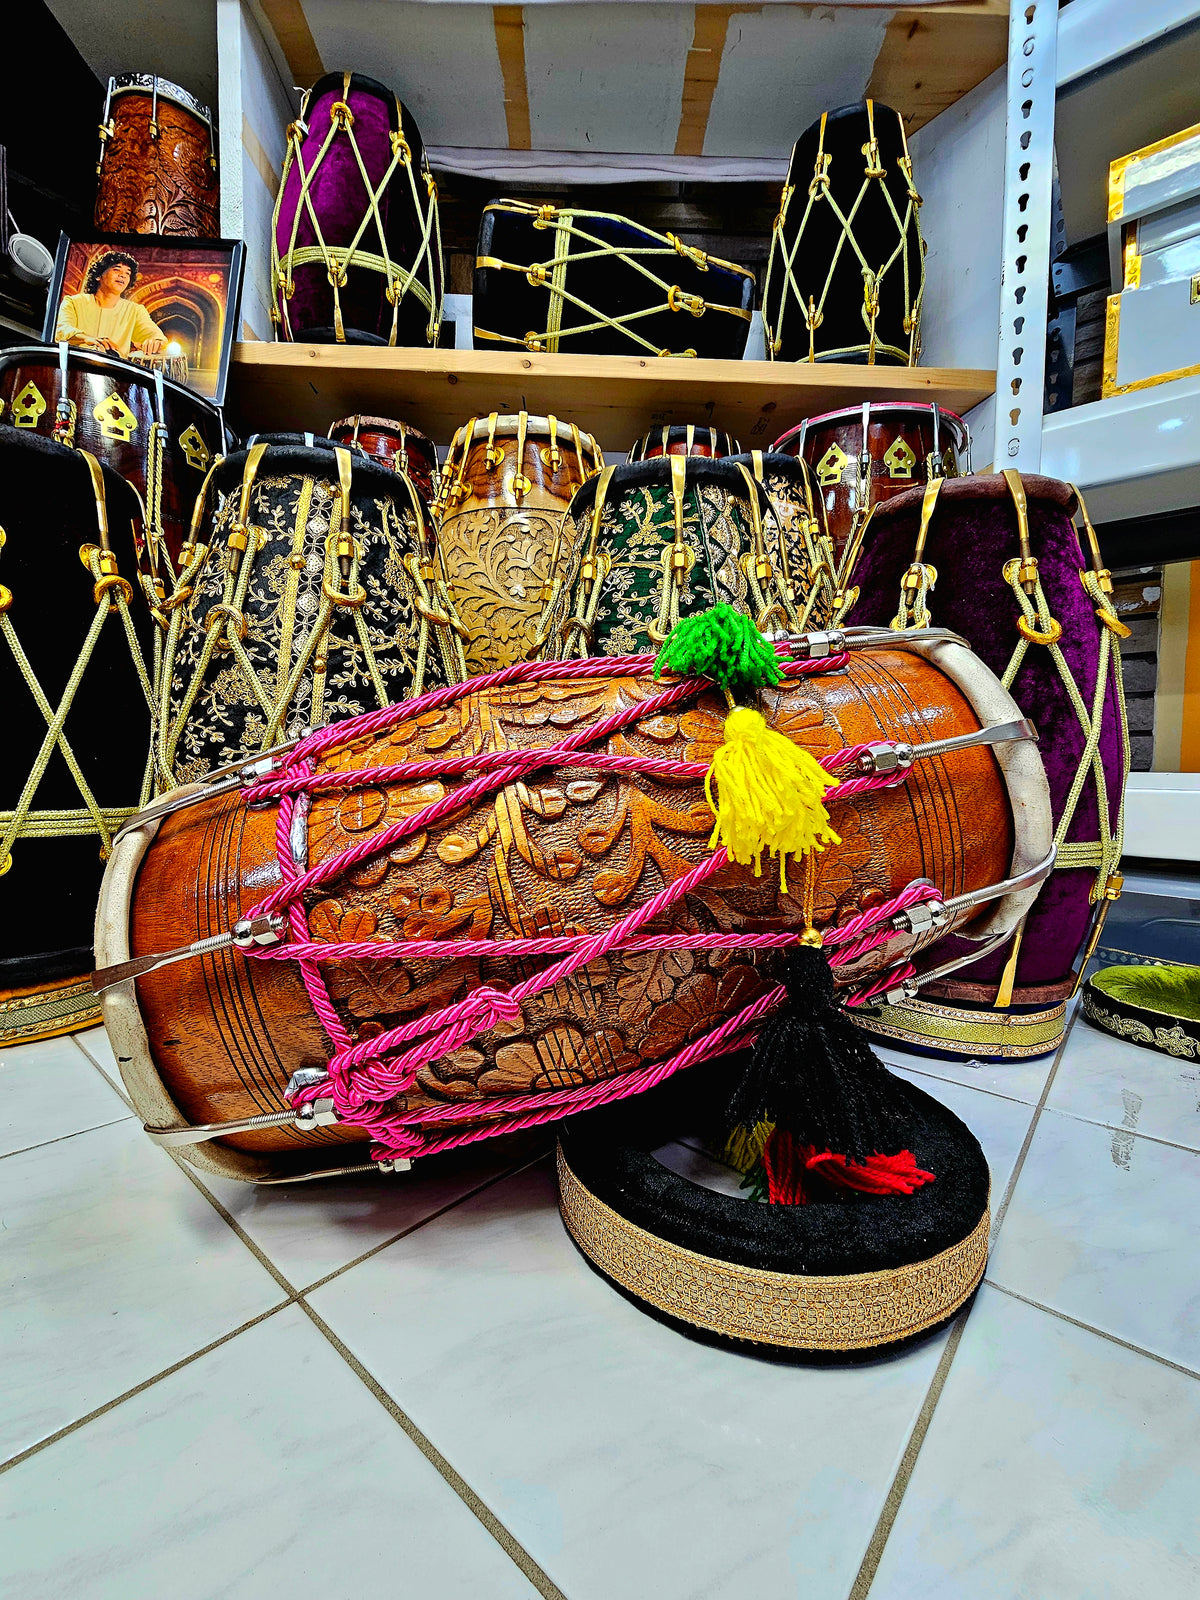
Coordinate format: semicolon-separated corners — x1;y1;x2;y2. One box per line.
129;652;1010;1159
327;415;439;503
436;416;602;673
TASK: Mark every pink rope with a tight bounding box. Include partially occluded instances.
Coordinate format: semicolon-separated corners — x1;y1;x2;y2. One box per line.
225;645;940;1162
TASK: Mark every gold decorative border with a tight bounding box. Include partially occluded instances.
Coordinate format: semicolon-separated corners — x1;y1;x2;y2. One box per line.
853;995;1066;1060
1102;291;1200;398
557;1146;989;1352
1109;121;1200;223
0;978;102;1046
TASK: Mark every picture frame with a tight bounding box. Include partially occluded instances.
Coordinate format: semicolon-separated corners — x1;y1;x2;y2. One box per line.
42;229;245;406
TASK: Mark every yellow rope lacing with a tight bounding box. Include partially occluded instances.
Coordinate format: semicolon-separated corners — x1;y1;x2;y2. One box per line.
762;102;925;365
475;201;754;357
0;450;155;875
271;74;443;346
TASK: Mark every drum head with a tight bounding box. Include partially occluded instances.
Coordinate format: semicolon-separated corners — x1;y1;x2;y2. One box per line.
558;1060;989;1360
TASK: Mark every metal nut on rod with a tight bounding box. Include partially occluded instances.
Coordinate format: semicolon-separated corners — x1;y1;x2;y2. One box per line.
857;742;913;776
232;913;285;950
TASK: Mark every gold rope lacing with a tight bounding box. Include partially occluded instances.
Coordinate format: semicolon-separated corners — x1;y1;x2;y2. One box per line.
271;72;443;346
0;450;155;876
888;471;1129;934
157;445;466;788
553;458;789;658
762;101;925;365
475;200;753;357
742;450;862;633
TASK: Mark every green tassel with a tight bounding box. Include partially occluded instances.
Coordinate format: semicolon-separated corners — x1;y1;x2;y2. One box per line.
653;604;783;696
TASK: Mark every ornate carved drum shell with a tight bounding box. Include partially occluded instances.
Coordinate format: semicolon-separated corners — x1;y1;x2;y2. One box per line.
0;345;228;587
846;473;1128;1016
272;72;443;346
548;456;792;660
0;428;153;1043
436;412;604;675
762;100;924;365
772;402;971;560
94;74;219;237
626;425;741;462
99;636;1048;1180
328;414;439;502
158;437;465;786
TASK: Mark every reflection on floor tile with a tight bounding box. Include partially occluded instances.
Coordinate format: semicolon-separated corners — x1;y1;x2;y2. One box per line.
885;1067;1036;1221
0;1305;542;1600
988;1108;1200;1372
0;1120;284;1462
1048;1014;1200;1152
311;1161;950;1600
872;1011;1068;1105
197;1133;549;1290
869;1287;1200;1599
0;1035;130;1158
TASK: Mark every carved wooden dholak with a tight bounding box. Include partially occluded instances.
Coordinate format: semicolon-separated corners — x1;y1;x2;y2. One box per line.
99;634;1053;1181
435;412;604;674
95;75;219;237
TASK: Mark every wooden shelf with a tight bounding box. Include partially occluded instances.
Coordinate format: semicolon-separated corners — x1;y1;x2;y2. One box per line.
226;344;995;452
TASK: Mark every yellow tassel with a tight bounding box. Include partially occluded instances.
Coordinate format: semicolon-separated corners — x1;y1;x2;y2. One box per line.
705;706;840;893
723;1118;774;1175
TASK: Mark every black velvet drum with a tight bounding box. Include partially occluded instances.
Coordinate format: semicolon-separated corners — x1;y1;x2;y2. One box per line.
0;427;154;1044
557;1065;990;1359
474;201;755;359
762;101;925;365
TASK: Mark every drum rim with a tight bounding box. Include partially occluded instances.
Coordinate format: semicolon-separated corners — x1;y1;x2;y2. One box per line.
867;469;1077;526
109;73;211;123
788;98;905;158
447;412;601;450
566;453;776;519
328;414;435;447
0;344;224;420
771;402;969;454
213;437;433;502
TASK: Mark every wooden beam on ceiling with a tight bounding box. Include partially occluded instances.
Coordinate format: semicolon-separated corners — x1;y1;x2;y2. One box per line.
258;0;325;89
494;5;532;152
867;2;1008;135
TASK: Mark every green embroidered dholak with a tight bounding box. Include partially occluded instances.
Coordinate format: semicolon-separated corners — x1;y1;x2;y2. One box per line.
545;456;791;660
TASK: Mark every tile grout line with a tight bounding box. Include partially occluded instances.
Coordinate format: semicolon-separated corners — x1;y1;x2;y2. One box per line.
70;1033;135;1110
296;1298;569;1600
880;1059;1046;1109
0;1116;132;1164
297;1149;552;1297
1033;1103;1200;1158
985;1278;1200;1381
0;1300;294;1477
846;1005;1079;1600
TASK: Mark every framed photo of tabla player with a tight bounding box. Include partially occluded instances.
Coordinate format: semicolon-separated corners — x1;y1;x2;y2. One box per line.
43;229;245;405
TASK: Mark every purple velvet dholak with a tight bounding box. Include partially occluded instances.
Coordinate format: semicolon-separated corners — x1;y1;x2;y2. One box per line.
274;72;442;346
845;473;1126;1000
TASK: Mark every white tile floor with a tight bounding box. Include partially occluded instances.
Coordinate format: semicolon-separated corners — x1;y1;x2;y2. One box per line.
3;1006;1198;1599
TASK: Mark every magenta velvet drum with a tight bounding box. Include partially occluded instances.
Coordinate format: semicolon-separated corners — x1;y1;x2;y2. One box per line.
845;473;1129;1057
272;71;443;346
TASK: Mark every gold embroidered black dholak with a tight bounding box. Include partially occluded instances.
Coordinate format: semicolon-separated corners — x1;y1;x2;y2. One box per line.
157;439;466;787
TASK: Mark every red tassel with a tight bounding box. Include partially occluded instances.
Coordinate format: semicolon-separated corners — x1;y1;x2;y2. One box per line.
803;1147;935;1196
761;1130;936;1205
763;1128;809;1205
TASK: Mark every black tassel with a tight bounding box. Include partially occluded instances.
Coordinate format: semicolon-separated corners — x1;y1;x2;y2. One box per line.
725;946;916;1165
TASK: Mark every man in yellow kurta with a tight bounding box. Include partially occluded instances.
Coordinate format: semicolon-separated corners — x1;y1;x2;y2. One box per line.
55;251;167;357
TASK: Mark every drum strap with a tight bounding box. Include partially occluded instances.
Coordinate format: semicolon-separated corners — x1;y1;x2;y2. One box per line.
0;451;155;873
474;200;753;357
762;101;925;365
